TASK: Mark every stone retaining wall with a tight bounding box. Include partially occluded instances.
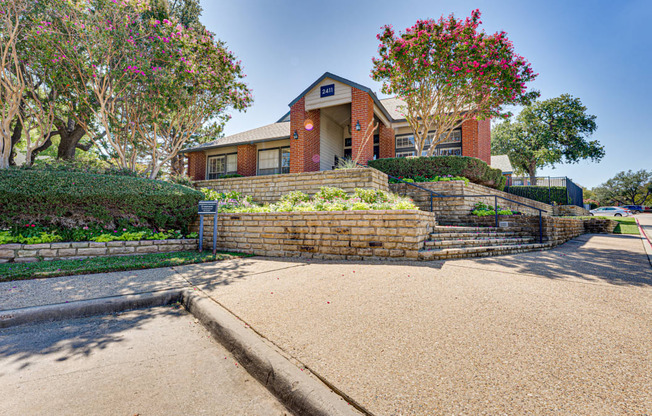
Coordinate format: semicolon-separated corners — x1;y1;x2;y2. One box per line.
583;218;617;234
192;210;436;260
0;239;198;264
454;215;585;245
390;181;552;223
195;168;389;204
553;205;591;216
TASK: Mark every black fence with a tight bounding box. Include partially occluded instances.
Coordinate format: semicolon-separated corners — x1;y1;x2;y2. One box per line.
505;176;584;207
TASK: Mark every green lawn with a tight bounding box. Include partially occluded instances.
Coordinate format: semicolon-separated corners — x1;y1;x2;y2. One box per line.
0;250;250;281
610;217;640;235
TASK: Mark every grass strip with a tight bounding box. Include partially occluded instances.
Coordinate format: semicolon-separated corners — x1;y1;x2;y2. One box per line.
0;250;250;281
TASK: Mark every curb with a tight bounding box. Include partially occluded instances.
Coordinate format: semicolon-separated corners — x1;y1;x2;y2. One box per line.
635;218;652;267
0;289;365;415
0;289;184;329
183;290;363;416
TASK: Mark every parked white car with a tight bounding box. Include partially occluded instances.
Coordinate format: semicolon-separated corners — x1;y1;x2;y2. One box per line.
590;206;632;217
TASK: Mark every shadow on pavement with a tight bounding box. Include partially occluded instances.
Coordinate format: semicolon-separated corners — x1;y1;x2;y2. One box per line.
0;304;183;375
467;234;652;287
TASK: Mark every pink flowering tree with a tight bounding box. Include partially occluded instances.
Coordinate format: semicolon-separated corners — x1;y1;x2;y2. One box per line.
0;0;29;169
372;10;539;157
38;0;251;173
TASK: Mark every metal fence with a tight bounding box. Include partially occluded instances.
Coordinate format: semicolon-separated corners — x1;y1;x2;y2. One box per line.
505;176;584;207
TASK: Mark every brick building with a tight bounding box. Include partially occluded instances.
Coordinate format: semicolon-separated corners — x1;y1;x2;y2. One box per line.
182;72;498;181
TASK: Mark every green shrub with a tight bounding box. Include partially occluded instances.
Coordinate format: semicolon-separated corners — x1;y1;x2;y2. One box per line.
315;187;348;201
369;156;506;190
280;190;311;205
0;169;202;232
504;186;569;205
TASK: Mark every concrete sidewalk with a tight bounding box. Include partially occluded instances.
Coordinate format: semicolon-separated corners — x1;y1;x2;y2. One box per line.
636;213;652;265
1;233;651;415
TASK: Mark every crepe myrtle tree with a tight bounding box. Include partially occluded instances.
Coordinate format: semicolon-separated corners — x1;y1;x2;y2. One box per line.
133;20;252;179
38;0;251;173
372;9;539;157
0;0;30;169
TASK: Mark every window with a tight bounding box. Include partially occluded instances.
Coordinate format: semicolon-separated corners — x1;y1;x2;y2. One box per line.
439;129;462;144
258;147;290;175
207;153;237;179
395;135;414;148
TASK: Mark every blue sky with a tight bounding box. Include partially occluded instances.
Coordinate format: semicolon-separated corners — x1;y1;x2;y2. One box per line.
200;0;651;189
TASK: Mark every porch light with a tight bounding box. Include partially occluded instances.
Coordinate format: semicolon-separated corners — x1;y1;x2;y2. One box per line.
293;130;298;140
355;120;361;131
304;119;314;131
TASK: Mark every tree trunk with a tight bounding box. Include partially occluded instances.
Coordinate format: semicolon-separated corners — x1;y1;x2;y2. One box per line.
170;154;185;176
56;124;87;160
528;162;537;186
8;117;23;166
29;135;54;165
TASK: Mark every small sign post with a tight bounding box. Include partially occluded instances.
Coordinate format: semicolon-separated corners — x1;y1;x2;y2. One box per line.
198;200;218;255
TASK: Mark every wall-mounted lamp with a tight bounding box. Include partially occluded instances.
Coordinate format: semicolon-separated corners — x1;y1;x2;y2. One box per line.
293;130;298;140
355;120;361;131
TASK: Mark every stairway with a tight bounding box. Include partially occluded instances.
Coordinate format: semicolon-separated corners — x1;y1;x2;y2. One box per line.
419;225;552;260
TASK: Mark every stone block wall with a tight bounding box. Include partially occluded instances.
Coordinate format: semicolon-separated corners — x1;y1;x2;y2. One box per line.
455;215;584;245
553;205;591;216
192;210;436;261
0;239;198;264
390;180;552;224
583;218;617;234
195;168;389;204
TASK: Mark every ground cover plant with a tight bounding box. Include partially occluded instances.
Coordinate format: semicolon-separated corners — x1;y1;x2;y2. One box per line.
0;251;249;281
471;202;516;216
369;156;505;190
200;187;417;212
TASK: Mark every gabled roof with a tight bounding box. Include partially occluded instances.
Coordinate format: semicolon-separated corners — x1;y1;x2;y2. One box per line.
288;72;394;122
491;155;514;174
181;121;291;153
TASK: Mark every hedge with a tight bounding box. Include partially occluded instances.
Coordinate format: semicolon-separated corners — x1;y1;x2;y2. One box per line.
0;169;203;232
368;156;506;190
504;186;570;205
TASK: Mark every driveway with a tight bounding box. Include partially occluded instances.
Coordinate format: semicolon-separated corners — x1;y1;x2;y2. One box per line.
1;233;651;415
177;234;651;415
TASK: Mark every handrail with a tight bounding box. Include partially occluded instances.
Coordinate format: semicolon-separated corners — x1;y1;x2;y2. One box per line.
354;164;546;243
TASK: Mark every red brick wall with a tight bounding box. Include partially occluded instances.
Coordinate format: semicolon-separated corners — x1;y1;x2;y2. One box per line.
478;119;491;165
461;118;492;165
351;88;374;164
237;144;257;176
187;152;206;181
379;123;395;159
290;97;321;173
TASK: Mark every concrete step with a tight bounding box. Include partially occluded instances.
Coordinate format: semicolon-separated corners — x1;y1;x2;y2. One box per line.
424;237;537;249
418;242;553;260
432;225;532;233
429;231;533;240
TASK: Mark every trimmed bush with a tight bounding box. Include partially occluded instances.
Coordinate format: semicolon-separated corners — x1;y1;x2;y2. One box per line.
369;156;506;190
504;186;569;205
0;169;202;232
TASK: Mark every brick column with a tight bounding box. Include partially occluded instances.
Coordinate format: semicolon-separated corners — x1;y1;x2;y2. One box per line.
461;119;479;160
237;144;257;176
351;88;374;165
187;152;206;181
379;123;395;159
478;119;491;165
290;97;320;173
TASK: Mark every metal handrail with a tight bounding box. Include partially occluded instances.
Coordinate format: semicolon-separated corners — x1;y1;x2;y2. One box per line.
381;170;546;244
